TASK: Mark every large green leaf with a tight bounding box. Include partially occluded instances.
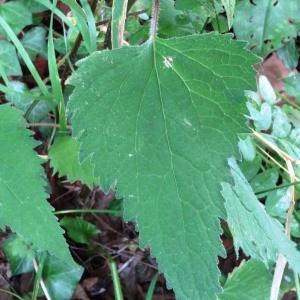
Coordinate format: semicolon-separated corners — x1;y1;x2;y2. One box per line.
0;105;76;267
234;0;300;56
219;259;272;300
68;34;258;299
221;158;300;270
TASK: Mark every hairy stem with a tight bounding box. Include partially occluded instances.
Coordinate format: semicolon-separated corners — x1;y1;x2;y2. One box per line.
149;0;159;41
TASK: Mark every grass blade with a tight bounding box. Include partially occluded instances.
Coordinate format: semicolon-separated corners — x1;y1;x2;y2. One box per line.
0;17;49;97
80;0;97;52
48;2;67;132
109;257;124;300
145;273;159;300
111;0;128;48
61;0;92;53
36;0;74;28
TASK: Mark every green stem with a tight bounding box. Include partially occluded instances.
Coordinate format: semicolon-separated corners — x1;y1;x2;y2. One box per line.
145;273;159;300
109;257;124;300
294;271;300;300
0;288;24;300
111;0;129;48
48;2;68;133
54;208;120;215
149;0;159;41
255;181;300;196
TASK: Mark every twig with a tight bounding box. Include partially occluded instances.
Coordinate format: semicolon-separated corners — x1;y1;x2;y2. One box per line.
252;130;300;164
256;145;290;175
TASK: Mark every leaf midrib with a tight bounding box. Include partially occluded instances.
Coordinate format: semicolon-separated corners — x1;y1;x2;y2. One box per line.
151;39;206;296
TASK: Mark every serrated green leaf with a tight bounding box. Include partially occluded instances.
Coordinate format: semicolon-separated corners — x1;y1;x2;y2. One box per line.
219;259;272;300
0;1;32;36
49;135;98;187
0;104;76;268
68;34;258;299
60;216;100;245
221;158;300;271
0;40;22;77
234;0;300;56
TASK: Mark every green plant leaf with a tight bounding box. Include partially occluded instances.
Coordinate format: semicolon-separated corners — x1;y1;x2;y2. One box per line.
21;0;48;13
0;41;22;77
0;1;32;35
49;135;98;187
234;0;300;56
60;216;100;245
20;26;48;60
250;168;279;195
42;255;82;300
221;158;300;270
0;104;76;268
219;259;272;300
3;234;81;300
68;33;258;299
276;40;299;70
5;81;52;123
221;0;235;29
284;74;300;101
3;234;35;275
163;0;222;37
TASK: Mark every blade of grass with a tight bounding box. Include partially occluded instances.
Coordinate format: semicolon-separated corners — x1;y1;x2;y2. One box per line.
255;181;300;196
80;0;97;52
61;0;92;53
36;0;74;28
0;65;9;86
32;258;44;300
294;272;300;300
0;17;50;97
32;258;52;300
145;273;159;300
0;289;24;300
48;3;68;133
109;257;124;300
111;0;129;48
